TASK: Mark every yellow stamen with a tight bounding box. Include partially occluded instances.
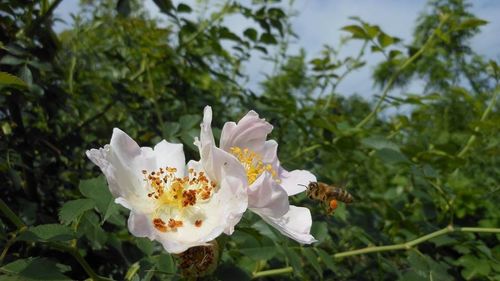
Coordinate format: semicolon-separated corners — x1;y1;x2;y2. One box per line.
229;146;279;184
143;166;217;232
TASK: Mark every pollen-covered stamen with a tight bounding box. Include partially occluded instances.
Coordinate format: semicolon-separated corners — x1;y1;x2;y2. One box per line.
143;166;217;232
153;218;168;232
229;147;280;184
168;218;183;230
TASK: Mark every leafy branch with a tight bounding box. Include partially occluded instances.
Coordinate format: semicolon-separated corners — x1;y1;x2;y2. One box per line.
355;14;450;129
0;199;112;281
252;224;500;278
457;85;500;158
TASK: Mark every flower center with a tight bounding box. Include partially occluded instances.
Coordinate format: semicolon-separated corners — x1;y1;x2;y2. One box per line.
142;167;217;232
229;147;279;185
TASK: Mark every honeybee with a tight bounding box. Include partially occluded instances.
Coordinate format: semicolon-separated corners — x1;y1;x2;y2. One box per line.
304;182;354;214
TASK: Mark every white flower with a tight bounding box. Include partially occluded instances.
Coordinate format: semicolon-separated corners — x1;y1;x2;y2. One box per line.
86;128;248;253
197;106;317;244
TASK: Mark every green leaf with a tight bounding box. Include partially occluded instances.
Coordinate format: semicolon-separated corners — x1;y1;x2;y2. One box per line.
260;33;277;44
18;224;74;242
79;176;118;223
375;148;410;165
58;198;95;225
155;253;175;274
459;255;491;279
136;237;155;256
0;71;28;89
177;3;192;13
282;246;302;276
458;18;488;30
0;55;24;66
0;257;71;281
311;221;328;241
316;248;336;272
18;65;33;87
341;25;368;39
243;28;258;41
302;248;322;277
377;32;395;48
361;136;400;151
179;114;201;129
240;246;277;261
79;212;107;249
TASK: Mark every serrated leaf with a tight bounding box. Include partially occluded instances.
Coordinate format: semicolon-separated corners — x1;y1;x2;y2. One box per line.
79;212;107;249
283;246;302;276
0;71;28;89
459;255;491;279
361;136;400;151
311;221;328;242
0;257;71;281
18;224;74;242
79;176;118;223
59;199;95;225
317;248;336;272
240;246;277;261
302;248;322;277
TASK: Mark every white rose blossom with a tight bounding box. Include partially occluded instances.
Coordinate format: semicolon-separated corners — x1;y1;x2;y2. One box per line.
197;106;317;244
86;128;248;253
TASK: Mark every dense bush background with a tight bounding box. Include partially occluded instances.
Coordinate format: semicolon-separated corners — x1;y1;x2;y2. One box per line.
1;0;499;280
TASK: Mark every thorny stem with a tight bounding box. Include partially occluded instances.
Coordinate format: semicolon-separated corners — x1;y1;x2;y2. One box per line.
252;225;500;278
457;86;500;158
355;15;450;129
0;199;111;281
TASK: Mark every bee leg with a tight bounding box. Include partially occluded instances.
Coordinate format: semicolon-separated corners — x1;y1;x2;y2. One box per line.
327;199;338;215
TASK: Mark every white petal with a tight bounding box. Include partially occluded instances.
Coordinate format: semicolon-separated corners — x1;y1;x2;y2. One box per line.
279;169;317;196
247;172;289;218
253;206;316;244
261;140;278;164
199;106;246;183
153;140;185;177
86;128;159;213
128;212;155;240
219;110;273;154
152;163;247;253
200;106;216;148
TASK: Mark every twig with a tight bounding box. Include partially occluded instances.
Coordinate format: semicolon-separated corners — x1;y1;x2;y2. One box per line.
457;86;500;158
355;15;450;129
251;224;500;278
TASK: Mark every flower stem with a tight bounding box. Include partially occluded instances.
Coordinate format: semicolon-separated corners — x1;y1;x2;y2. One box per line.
0;199;26;229
252;266;293;279
251;225;500;277
457;86;500;158
355;15;450;129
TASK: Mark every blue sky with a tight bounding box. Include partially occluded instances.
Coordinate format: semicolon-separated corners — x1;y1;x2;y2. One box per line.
55;0;500;99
